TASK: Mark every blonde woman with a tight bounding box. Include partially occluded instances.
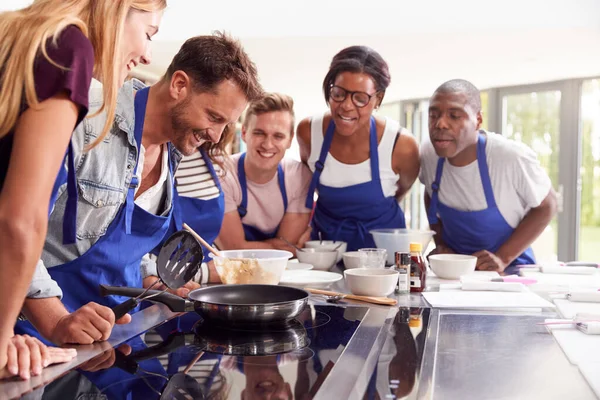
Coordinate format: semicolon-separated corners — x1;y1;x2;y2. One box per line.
0;0;166;380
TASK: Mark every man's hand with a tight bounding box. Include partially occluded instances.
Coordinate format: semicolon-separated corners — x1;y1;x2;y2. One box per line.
473;250;508;272
50;302;131;345
0;335;77;380
143;276;198;298
296;226;312;250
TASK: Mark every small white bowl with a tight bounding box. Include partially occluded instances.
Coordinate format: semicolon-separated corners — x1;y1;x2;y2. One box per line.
304;240;347;263
296;248;338;271
286;262;313;271
429;254;477;280
342;251;361;269
344;268;399;297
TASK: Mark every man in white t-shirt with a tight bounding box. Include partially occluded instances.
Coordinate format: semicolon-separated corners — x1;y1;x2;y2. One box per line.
420;79;557;275
216;93;312;255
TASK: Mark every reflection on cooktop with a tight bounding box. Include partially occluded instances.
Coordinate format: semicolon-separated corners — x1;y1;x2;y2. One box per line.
35;304;368;400
365;307;431;400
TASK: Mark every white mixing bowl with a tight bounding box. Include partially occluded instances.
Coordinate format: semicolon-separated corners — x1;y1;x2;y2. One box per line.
344;268;399;297
370;229;436;265
210;249;292;284
429;254;477;280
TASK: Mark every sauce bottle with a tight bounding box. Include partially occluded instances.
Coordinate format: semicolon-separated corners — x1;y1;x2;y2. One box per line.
409;242;426;292
394;252;411;294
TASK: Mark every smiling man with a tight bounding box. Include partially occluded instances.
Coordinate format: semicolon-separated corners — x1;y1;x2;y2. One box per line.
16;33;262;346
420;79;557;275
216;93;312;255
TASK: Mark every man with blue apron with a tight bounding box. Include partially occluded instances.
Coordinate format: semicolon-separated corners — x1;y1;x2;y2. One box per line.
305;117;406;251
217;93;312;253
17;86;178;344
422;79;557;275
17;34;259;346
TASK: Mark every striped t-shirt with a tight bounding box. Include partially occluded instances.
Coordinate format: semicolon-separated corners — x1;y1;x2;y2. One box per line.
174;150;220;200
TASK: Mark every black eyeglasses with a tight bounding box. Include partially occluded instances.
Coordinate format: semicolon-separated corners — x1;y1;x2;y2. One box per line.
329;85;379;108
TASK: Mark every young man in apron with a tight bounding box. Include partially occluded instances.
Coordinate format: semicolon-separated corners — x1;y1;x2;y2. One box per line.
16;33;263;346
216;93;312;255
421;79;557;275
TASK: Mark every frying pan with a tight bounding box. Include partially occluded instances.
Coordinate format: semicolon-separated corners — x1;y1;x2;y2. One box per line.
99;284;309;324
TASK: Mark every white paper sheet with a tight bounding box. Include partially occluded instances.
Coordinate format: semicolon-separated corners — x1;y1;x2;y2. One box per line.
422;290;555;310
426;270;500;287
554;299;600;319
578;362;600;399
547;323;600;365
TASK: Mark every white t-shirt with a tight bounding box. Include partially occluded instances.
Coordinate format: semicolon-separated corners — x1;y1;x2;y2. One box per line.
419;132;552;229
134;144;170;216
220;153;312;234
307;113;404;197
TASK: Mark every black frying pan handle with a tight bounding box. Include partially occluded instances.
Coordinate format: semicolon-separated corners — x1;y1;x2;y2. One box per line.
99;284;187;312
112;298;140;320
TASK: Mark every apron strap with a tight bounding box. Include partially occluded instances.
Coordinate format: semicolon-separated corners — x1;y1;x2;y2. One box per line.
238;152;289;217
237;152;249;218
476;134;497;208
427;157;445;225
367;117;380;182
305;119;336;209
199;147;222;191
125;86;149;235
277;162;288;211
61;141;78;244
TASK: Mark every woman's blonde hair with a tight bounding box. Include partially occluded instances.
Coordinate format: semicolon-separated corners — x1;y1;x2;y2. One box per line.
0;0;167;148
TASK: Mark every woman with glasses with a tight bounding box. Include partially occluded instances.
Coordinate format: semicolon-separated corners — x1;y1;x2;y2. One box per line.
297;46;420;251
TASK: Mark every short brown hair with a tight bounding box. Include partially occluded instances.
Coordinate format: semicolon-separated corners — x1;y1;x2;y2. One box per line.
242;92;295;135
165;31;263;171
163;31;263;102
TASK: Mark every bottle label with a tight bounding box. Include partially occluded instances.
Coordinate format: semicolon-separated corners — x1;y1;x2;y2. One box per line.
410;277;421;288
397;274;409;291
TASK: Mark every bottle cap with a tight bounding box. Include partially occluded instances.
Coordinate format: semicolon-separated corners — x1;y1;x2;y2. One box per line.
409;317;422;328
409;242;422;252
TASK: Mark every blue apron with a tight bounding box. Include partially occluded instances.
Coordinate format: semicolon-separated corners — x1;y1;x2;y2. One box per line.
17;87;178;341
305;117;406;251
427;134;535;275
237;152;288;241
170;148;224;263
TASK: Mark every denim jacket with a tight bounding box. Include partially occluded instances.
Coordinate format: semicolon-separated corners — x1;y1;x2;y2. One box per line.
29;79;182;298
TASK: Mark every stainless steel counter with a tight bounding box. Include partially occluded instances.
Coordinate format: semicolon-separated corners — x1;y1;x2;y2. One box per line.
417;310;597;399
1;284;597;399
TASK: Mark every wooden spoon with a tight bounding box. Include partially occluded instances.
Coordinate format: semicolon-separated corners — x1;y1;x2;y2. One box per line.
305;288;397;306
182;223;222;257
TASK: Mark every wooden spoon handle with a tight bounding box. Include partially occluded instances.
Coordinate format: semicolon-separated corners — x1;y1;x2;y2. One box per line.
305;288;397;306
182;223;221;257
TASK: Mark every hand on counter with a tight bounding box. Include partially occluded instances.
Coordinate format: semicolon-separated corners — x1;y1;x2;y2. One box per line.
0;335;77;380
473;250;507;272
142;276;198;298
51;302;131;345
